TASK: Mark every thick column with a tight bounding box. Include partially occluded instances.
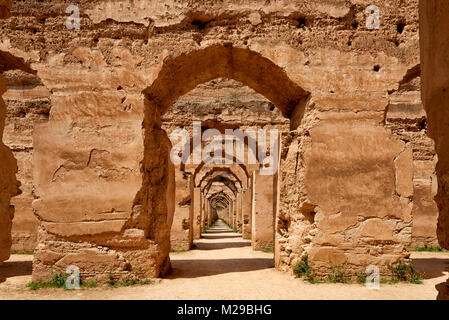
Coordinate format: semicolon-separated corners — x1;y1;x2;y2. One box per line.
252;171;275;250
192;187;202;239
232;200;236;228
231;201;236;229
170;167;192;250
203;201;208;229
236;192;243;233
242;188;252;239
0;73;19;265
420;0;449;300
201;195;206;232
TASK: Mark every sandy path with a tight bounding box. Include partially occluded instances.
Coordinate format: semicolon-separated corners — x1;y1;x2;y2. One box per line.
0;220;448;300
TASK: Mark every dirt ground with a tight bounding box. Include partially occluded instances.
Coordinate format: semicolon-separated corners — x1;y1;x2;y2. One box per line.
0;220;447;300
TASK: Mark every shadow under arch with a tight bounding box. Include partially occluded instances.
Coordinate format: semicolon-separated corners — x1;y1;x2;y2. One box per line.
194;161;250;188
144;44;310;118
199;170;242;190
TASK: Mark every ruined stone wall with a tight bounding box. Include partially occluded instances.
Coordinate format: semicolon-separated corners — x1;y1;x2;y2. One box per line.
0;0;18;267
0;74;18;265
419;0;449;299
420;0;449;250
170;166;192;250
386;71;438;248
2;70;50;251
0;0;437;282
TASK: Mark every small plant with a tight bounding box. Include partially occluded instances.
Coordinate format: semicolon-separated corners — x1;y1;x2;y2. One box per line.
107;274;116;287
27;271;69;290
107;274;151;288
27;282;39;291
389;261;423;284
81;280;97;288
293;254;319;283
293;255;311;277
254;248;274;254
119;278;137;287
384;277;399;284
52;272;68;288
28;273;150;290
356;273;366;284
327;267;347;284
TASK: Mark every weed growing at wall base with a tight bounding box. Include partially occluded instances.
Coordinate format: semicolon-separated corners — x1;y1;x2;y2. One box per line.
107;274;151;288
10;250;34;255
388;262;423;284
411;245;448;252
293;255;320;283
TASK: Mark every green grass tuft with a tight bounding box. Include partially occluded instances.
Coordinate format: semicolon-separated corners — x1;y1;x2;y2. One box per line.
11;250;34;255
293;254;321;283
411;245;448;252
327;267;348;284
170;249;188;254
108;274;151;288
356;273;367;284
388;261;423;284
81;280;97;288
27;272;68;290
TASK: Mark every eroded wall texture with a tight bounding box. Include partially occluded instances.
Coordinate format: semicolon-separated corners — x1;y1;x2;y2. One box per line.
419;0;449;299
0;0;21;267
0;0;441;282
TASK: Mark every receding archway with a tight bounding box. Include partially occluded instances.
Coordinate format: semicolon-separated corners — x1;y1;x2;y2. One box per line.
143;44;308;277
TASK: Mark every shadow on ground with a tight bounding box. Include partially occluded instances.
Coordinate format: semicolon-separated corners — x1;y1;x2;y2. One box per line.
167;220;274;279
167;258;274;279
0;260;32;279
204;229;233;234
201;234;242;240
412;257;449;280
195;241;251;250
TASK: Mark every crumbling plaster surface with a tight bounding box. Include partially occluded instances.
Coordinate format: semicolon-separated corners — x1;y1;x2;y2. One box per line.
0;0;438;282
419;0;449;299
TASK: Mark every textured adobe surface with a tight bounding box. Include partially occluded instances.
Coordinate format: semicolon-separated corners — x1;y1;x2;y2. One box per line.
0;0;442;284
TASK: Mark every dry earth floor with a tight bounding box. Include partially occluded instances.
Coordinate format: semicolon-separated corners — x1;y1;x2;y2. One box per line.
0;220;447;300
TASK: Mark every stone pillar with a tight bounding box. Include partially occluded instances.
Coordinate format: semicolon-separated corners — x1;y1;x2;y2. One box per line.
420;0;449;299
192;187;202;239
170;167;192;250
203;200;208;230
208;201;212;226
231;201;236;228
252;170;275;250
207;202;212;227
242;187;252;239
236;191;243;233
0;73;19;265
201;195;206;232
231;200;235;228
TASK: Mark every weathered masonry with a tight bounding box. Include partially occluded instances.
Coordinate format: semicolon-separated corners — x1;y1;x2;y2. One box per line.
0;0;446;293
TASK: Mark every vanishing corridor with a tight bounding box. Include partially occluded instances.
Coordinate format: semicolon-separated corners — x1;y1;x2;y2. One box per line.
0;219;448;299
168;220;274;279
